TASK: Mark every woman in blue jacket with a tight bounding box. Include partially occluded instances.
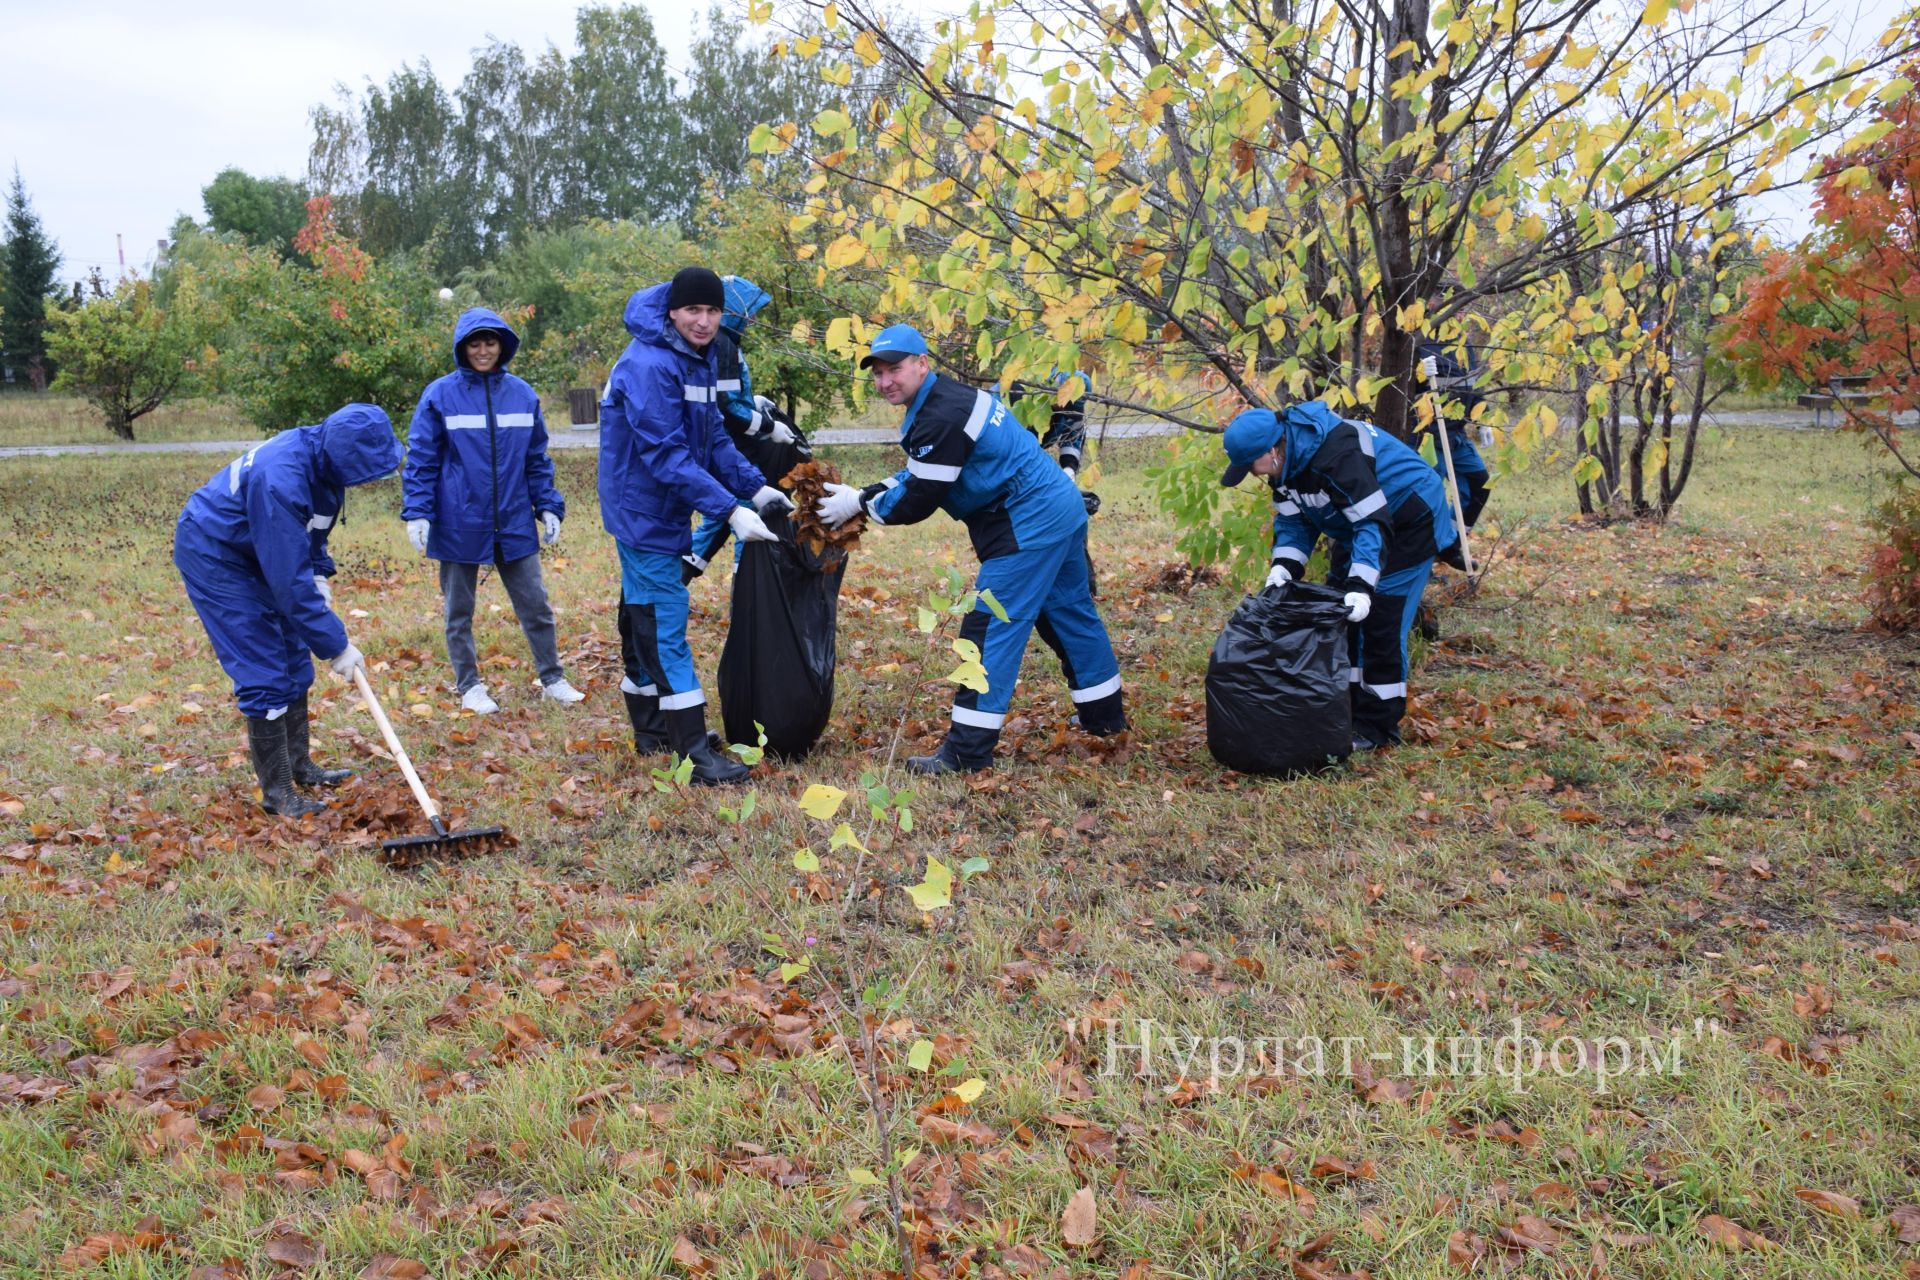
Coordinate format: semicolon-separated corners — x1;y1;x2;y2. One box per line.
599;267;793;784
402;308;581;714
173;404;400;817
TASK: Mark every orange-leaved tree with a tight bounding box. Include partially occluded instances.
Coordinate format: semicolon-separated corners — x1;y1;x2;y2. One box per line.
1727;46;1920;627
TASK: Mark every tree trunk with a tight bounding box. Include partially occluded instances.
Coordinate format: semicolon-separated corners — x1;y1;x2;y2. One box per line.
1369;0;1431;441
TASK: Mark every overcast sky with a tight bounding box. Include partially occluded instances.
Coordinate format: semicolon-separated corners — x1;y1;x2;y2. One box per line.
0;0;713;279
1;0;1910;283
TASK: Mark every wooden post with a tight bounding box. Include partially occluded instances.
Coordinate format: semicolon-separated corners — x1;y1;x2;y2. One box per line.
567;388;597;426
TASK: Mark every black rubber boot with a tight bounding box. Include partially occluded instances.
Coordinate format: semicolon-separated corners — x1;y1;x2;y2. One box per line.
247;716;325;818
665;706;749;786
906;722;998;775
285;694;351;787
622;683;669;753
1068;688;1129;737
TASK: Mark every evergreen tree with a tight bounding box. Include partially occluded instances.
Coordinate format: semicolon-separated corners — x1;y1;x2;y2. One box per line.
2;167;63;388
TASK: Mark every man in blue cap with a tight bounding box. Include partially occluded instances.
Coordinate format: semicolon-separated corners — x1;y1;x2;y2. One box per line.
1220;401;1459;751
813;325;1126;774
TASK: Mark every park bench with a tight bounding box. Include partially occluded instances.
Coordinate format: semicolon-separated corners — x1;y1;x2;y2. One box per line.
1798;374;1881;429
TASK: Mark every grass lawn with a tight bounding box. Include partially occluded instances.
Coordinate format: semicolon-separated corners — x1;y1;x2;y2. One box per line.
1;426;1916;1278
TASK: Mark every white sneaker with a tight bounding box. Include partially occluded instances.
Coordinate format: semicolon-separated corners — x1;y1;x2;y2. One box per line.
461;684;500;714
540;678;585;704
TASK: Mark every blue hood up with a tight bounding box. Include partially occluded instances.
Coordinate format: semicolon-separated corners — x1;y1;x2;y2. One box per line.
313;403;402;487
623;283;678;350
453;307;521;369
720;276;771;341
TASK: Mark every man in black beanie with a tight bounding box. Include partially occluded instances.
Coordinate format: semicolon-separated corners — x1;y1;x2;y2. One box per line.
599;265;795;784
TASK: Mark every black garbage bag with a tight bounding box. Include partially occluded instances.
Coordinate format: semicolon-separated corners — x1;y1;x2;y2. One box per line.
717;509;846;759
1205;582;1353;775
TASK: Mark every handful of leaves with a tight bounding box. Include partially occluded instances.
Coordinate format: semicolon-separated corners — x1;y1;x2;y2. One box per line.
784;460;867;562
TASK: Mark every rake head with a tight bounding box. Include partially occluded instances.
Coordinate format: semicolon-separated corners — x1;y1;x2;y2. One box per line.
377;816;515;868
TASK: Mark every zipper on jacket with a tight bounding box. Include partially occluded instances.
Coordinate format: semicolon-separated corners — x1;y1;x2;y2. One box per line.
484;374;499;559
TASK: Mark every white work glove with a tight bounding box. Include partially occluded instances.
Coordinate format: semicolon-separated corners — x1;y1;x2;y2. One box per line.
1264;564;1293;590
727;505;780;544
541;511;561;545
753;393;779;417
816;481;864;528
751;485;796;516
1344;591;1372;623
1062;463;1078;479
768;420;798;445
406;519;430;553
314;575;333;606
329;642;366;680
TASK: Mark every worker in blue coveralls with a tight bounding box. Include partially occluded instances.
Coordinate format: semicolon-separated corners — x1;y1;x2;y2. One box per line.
1414;338;1491;531
402;307;583;715
814;325;1126;775
599;266;795;785
1219;401;1459;752
173;404;401;817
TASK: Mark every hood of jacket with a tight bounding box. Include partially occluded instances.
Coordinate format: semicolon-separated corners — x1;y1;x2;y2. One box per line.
1275;400;1345;486
720;276;771;341
453;307;521;370
623;282;711;361
312;403;402;487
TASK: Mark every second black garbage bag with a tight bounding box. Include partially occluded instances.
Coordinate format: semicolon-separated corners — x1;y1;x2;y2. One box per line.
1205;581;1354;776
718;509;847;759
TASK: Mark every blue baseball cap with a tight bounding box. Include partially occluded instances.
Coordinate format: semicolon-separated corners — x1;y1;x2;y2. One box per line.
1219;409;1283;487
860;323;929;369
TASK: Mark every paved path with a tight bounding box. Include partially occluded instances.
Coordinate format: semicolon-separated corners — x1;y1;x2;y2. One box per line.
0;408;1873;460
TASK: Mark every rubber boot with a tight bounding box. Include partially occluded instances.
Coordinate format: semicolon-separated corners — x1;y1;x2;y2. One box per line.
665;706;749;786
286;694;352;787
906;722;998;775
247;716;325;817
1068;687;1129;738
621;681;669;753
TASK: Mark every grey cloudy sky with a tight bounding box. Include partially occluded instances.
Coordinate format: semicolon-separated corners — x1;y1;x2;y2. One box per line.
1;0;1910;284
0;0;707;279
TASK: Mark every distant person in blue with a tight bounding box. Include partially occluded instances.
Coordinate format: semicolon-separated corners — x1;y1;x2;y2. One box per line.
1414;338;1491;530
815;325;1126;775
1220;401;1459;751
599;266;795;785
173;404;400;817
402;308;581;715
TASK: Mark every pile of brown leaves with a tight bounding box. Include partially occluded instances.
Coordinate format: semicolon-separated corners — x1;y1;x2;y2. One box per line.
784;460;866;562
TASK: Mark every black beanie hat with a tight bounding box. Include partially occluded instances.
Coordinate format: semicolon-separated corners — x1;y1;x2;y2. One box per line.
666;266;725;312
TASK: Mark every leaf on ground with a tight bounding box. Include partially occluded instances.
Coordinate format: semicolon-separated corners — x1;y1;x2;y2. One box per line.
1699;1214;1774;1250
1062;1186;1097;1247
358;1257;427;1280
669;1235;711;1274
264;1231;320;1268
244;1083;284;1112
1258;1170;1318;1208
1891;1204;1920;1244
1794;1187;1861;1218
797;784;846;821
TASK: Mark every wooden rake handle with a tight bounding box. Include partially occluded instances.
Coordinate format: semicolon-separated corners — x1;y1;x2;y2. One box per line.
352;666;442;828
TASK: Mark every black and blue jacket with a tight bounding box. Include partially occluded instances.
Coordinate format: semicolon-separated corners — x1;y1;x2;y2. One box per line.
1262;401;1458;595
858;372;1086;560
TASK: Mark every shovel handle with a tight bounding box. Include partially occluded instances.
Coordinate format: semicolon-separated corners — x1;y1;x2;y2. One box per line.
352;666;441;825
1422;357;1476;576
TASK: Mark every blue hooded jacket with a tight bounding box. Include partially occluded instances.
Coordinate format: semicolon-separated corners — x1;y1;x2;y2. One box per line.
401;307;564;564
715;275;775;436
598;284;766;555
176;404;400;662
1261;401;1457;592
